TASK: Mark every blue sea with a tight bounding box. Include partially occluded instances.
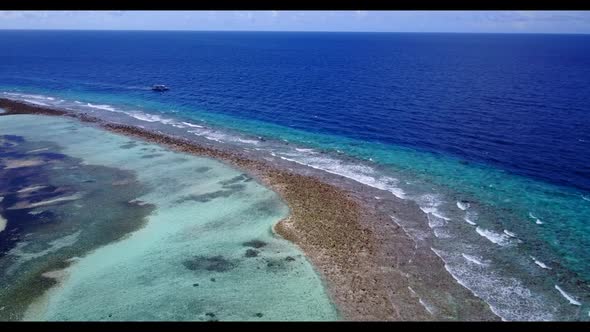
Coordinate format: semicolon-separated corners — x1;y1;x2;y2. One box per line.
1;30;590;320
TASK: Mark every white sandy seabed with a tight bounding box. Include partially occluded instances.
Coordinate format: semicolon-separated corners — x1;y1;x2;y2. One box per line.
0;115;339;321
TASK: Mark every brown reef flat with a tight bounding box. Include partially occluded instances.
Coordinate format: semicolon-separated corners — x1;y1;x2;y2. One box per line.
0;98;499;321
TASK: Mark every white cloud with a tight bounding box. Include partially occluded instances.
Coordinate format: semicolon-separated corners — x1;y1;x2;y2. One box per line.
0;10;589;33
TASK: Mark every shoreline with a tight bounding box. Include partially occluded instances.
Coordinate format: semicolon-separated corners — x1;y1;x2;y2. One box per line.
0;98;499;321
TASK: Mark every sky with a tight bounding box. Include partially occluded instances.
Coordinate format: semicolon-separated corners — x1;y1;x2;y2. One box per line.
1;11;590;34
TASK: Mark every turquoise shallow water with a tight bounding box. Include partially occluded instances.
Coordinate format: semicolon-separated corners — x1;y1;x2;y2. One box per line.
2;88;590;320
0;114;339;321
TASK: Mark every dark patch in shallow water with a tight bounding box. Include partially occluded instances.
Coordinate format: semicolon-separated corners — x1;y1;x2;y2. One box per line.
141;153;164;159
265;257;292;272
176;190;233;203
182;255;237;273
173;171;250;204
119;142;138;149
246;198;283;218
218;174;252;186
222;184;246;191
242;240;267;249
265;259;286;271
195;166;211;173
175;181;246;203
244;249;259;258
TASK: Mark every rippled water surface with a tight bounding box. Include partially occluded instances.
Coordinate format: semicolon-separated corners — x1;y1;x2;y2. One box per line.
1;31;590;320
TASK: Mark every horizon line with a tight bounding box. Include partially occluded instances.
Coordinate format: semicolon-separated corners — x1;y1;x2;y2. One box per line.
0;28;589;35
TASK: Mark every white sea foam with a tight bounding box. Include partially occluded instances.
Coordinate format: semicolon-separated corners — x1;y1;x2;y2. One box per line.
236;138;259;145
582;195;590;202
295;148;315;153
418;298;436;315
432;212;451;221
503;230;517;238
463;217;477;226
417;194;446;218
461;253;487;266
463;210;478;226
528;212;544;225
427;214;447;228
187;126;259;145
417;194;441;214
554;285;582;306
86;103;117;112
202;133;225;143
476;227;513;246
126;111;174;124
457;201;470;210
431;247;555;321
420;207;435;216
277;153;406;199
417;194;453;227
433;228;451;238
181;121;204;128
530;256;551;270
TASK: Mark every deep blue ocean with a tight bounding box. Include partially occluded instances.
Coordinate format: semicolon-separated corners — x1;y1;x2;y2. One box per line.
1;30;590;320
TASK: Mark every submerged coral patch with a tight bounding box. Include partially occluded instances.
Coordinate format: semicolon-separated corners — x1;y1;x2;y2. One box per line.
182;255;237;273
245;249;259;258
140;153;164;159
176;190;234;203
119;141;138;149
242;240;267;249
175;182;247;204
219;174;252;186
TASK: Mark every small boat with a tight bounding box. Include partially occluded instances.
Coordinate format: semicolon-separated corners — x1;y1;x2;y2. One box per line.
152;85;169;92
